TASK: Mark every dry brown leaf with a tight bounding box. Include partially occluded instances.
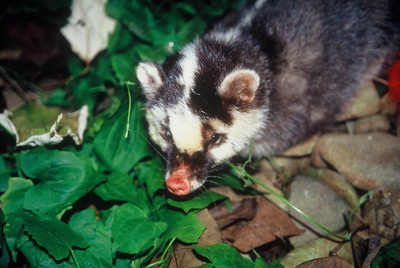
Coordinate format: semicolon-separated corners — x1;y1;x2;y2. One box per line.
296;257;352;268
222;196;304;252
209;198;257;229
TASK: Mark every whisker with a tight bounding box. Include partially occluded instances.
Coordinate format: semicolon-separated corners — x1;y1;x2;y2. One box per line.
138;131;168;162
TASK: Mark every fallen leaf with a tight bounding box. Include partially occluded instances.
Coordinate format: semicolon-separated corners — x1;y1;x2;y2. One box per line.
296;257;352;268
209;198;257;229
12;104;88;147
61;0;116;63
222;196;304;252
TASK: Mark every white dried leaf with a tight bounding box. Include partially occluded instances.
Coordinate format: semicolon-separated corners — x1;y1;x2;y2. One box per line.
61;0;116;63
17;105;89;147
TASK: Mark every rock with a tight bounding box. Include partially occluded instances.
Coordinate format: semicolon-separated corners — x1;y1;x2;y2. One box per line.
253;157;311;210
280;234;354;268
314;133;400;190
353;115;390;134
280;134;320;157
296;257;353;268
273;157;311;177
314;169;359;210
338;81;380;121
288;176;348;247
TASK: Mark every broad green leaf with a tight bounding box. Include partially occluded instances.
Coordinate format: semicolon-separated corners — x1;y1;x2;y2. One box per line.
45;88;72;108
108;21;135;53
167;191;225;213
94;54;118;85
135;157;165;198
110;49;137;82
371;239;400;268
66;72;106;111
94;171;149;208
157;208;204;244
194;243;254;268
112;203;167;254
18;234;73;267
68;209;113;268
106;0;154;42
22;213;88;261
93;102;151;173
20;147;106;217
0;156;11;192
130;238;163;267
1;177;34;261
0;239;11;267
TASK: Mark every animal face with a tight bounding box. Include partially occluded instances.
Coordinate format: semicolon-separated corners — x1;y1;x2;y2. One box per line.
137;42;266;195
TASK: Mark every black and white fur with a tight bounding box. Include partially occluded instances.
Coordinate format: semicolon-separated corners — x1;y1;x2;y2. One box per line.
137;0;400;195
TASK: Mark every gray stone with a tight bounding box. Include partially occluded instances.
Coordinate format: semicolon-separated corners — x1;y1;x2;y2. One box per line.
315;169;359;210
316;133;400;190
353;115;390;134
288;176;348;247
337;81;380;121
280;134;320;157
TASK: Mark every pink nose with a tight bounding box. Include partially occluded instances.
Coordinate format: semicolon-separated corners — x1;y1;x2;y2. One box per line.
166;170;191;196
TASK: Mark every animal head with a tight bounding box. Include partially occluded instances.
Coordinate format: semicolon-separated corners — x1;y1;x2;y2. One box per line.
137;40;268;195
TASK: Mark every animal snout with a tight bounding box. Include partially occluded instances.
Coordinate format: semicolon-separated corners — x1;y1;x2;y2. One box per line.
166;167;191;196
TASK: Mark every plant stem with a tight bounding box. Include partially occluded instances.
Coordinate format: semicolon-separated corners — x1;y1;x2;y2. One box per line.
230;164;349;241
124;82;134;138
145;238;176;268
70;249;80;268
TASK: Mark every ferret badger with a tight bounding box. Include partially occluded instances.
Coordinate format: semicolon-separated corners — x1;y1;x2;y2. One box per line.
137;0;400;196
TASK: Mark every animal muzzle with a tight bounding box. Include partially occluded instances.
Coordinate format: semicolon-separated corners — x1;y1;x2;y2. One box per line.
166;165;192;196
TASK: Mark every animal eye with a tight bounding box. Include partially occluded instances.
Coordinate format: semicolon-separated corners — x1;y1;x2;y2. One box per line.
210;134;221;145
165;129;172;140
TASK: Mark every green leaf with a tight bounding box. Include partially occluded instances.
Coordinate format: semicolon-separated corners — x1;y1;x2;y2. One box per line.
194;243;254;268
0;156;11;192
108;21;135;54
93;102;151;173
18;234;71;267
167;191;225;213
112;203;167;254
45;88;72;108
135;156;165;197
0;177;34;261
110;49;138;82
106;0;154;42
20;147;106;217
22;213;88;261
157;208;204;244
94;171;149;208
66;72;106;111
371;239;400;268
68;209;113;268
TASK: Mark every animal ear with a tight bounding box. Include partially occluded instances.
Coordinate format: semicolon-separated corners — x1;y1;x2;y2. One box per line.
218;69;260;105
136;62;164;100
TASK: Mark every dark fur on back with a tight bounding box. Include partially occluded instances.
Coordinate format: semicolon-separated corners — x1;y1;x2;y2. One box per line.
197;0;400;155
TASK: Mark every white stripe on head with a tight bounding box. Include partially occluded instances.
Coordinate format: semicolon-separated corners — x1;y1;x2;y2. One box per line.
209;108;267;163
178;43;199;99
168;102;203;155
209;28;241;42
146;105;168;151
